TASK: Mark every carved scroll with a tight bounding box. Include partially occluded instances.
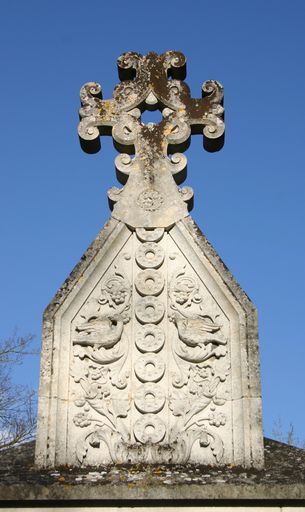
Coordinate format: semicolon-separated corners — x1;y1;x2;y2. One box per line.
78;52;225;229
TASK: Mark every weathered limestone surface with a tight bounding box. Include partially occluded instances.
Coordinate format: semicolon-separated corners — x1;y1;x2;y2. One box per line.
35;51;264;468
4;439;305;502
35;218;263;468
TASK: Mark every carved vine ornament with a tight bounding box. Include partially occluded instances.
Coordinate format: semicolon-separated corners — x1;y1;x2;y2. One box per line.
71;232;229;464
73;52;228;465
78;51;224;228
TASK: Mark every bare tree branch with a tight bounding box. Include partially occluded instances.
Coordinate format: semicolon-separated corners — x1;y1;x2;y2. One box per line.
272;417;304;448
0;333;37;450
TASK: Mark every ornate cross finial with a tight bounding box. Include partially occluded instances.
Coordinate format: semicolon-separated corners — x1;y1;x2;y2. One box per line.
78;51;224;228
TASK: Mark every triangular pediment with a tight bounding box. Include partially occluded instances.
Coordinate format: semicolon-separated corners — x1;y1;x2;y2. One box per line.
36;217;263;468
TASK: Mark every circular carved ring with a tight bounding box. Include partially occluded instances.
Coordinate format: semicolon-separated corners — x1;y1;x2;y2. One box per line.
134;414;166;444
135;324;165;353
136;228;164;243
135;269;164;297
136;189;163;211
135;296;165;324
134;353;165;383
134;383;165;414
135;242;164;269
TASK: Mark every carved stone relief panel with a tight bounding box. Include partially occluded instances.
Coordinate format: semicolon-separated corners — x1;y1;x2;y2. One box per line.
166;234;232;465
66;226;238;466
68;241;133;466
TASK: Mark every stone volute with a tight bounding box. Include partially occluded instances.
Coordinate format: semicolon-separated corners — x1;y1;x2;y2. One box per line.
35;51;264;469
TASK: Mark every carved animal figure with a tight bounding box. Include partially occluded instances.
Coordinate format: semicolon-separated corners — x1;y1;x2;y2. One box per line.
173;315;226;348
74;314;123;348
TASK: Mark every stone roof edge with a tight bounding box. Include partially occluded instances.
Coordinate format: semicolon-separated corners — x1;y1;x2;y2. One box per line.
180;216;257;314
178;216;262;402
42;217;120;322
0;482;304;502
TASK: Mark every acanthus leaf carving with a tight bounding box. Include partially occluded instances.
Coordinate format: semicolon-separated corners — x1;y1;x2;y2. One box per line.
167;260;229;464
71;260;132;464
70;230;230;466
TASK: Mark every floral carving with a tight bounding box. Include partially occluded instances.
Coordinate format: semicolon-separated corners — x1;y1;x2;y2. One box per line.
72;331;129;391
168;364;228;463
169;266;204;310
71;347;131;463
69;235;231;466
98;266;131;323
71;263;133;464
167;265;229;463
136;189;164;211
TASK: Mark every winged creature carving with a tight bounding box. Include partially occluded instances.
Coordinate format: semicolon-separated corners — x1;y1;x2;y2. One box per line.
173;314;226;348
74;314;123;348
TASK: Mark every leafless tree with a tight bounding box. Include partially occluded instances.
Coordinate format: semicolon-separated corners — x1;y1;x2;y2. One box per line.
0;333;37;450
272;418;305;449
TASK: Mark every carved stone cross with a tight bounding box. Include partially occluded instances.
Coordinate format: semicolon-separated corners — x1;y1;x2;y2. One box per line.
35;51;263;470
78;51;224;228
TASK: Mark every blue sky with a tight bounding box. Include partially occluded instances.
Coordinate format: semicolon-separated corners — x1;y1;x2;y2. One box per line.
0;0;304;444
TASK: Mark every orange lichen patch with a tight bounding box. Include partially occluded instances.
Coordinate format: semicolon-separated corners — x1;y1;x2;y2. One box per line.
163;125;174;137
161;140;168;153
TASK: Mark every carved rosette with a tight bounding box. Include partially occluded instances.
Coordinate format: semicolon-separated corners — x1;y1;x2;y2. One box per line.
132;228;167;448
70;229;230;465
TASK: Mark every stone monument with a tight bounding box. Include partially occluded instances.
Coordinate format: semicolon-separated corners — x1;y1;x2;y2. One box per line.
35;51;264;469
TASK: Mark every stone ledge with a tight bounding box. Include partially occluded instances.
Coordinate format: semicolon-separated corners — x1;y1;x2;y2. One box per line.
0;439;304;502
0;482;305;502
